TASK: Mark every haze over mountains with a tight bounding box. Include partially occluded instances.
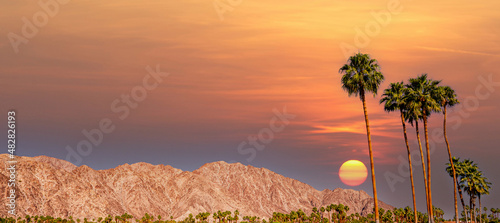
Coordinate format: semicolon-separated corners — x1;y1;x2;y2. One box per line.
0;155;393;219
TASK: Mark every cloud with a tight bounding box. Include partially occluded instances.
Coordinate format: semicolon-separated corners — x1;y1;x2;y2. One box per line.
309;116;401;138
416;46;499;57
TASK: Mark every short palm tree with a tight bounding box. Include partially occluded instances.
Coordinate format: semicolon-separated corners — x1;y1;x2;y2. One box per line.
446;157;468;223
436;86;460;223
339;52;384;223
380;82;418;223
454;158;490;223
461;159;478;222
326;205;332;223
461;162;491;223
477;180;490;223
407;74;441;223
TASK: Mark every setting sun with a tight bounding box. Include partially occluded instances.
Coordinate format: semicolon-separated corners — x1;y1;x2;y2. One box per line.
339;160;368;186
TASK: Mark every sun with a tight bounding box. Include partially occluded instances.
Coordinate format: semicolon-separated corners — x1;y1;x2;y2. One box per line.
339;160;368;186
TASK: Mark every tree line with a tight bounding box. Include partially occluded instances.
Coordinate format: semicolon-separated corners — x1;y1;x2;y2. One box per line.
2;204;500;223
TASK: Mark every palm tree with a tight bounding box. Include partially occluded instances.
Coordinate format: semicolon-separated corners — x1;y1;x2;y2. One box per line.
456;158;492;223
477;185;490;223
320;207;326;222
491;208;500;221
213;212;220;223
436;86;460;223
335;204;349;223
234;210;239;223
339;52;384;223
464;166;479;222
402;206;412;223
405;91;430;220
462;159;478;222
326;205;332;223
446;157;468;223
407;74;441;223
459;160;478;222
380;82;418;223
433;206;445;223
330;204;338;223
465;167;491;223
392;208;402;223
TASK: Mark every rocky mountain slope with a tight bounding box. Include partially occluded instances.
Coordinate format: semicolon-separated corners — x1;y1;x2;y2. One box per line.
0;155;393;219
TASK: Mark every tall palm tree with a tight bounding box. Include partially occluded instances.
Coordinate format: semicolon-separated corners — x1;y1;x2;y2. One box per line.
405;92;430;219
436;86;460;223
407;74;441;223
339;52;384;223
380;82;418;223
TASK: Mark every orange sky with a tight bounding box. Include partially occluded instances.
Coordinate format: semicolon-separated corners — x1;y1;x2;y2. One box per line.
1;0;500;218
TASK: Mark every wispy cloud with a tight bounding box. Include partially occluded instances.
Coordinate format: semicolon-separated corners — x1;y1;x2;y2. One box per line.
416;46;499;57
309;117;400;138
311;124;365;135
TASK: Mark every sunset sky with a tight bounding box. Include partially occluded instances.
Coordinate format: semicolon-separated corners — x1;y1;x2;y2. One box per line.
1;0;500;218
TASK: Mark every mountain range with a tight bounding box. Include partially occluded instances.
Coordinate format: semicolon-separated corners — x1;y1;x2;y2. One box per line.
0;155;393;219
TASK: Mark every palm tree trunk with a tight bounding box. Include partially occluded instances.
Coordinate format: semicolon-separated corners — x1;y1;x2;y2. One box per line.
473;196;477;223
415;122;430;220
423;114;434;223
443;106;459;223
470;195;473;222
479;194;482;223
400;111;418;223
360;90;379;223
457;184;468;223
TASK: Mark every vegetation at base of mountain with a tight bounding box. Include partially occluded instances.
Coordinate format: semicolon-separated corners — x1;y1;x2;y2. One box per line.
4;204;499;223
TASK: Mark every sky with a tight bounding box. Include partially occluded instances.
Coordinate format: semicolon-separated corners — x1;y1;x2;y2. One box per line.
1;0;500;219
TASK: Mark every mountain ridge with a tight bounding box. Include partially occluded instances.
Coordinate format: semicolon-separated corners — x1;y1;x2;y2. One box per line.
0;154;393;219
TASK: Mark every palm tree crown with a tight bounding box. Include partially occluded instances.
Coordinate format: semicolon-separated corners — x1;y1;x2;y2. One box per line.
436;86;459;108
380;81;406;112
339;52;384;98
406;74;442;116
